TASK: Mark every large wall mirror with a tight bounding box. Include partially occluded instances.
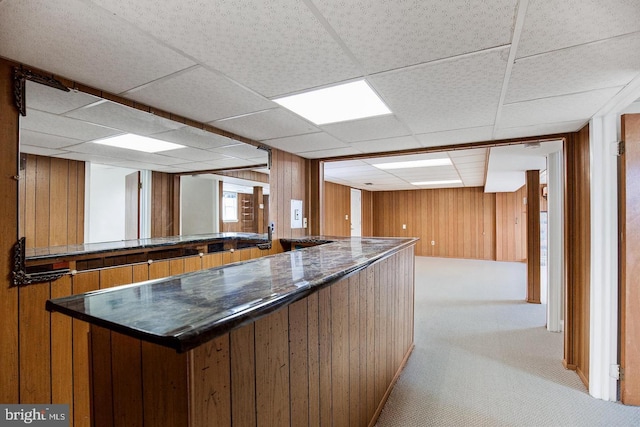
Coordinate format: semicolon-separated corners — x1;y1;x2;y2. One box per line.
18;77;270;250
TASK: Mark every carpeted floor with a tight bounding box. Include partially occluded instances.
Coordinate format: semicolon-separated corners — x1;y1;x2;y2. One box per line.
375;257;640;427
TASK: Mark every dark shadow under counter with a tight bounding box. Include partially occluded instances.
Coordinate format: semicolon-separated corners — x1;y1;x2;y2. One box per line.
46;236;417;352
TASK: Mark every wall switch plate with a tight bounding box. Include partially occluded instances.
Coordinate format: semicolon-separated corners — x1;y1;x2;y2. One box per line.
402;224;406;229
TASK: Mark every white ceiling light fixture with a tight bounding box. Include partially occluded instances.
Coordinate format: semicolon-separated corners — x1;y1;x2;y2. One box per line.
273;80;392;125
92;134;185;153
411;180;462;186
373;158;452;170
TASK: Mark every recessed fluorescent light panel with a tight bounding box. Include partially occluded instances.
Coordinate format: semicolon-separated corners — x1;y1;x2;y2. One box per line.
273;80;391;125
92;134;185;153
411;180;462;186
373;158;452;170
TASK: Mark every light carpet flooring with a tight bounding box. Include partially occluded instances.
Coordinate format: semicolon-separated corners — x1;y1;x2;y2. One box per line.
375;257;640;427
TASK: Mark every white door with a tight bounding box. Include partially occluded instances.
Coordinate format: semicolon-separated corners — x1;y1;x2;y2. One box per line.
350;188;362;236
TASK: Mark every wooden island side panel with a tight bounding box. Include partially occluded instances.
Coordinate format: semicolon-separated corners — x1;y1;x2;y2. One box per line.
89;245;415;427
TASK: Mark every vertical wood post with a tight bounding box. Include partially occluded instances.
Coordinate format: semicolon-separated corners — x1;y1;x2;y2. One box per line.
307;159;324;236
0;58;20;403
526;170;541;304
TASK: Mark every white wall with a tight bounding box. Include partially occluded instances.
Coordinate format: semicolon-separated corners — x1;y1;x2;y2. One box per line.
181;176;219;235
85;163;137;243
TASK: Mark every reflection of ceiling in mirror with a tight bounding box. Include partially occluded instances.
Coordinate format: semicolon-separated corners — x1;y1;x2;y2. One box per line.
19;81;269;173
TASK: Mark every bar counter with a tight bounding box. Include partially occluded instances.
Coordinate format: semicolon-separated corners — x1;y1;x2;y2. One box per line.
46;236;418;427
26;231;268;262
46;236;416;352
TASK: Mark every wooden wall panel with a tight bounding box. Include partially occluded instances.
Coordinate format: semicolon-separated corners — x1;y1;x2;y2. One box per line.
563;125;591;388
526;171;541;304
151;171;177;238
87;245;415;426
620;114;640;405
361;189;374;236
324;181;351;236
372;187;495;259
0;59;20;405
270;148;308;240
19;154;85;248
495;185;527;262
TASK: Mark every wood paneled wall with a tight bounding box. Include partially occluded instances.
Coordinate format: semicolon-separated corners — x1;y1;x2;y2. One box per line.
270;148;308;241
362;189;374;236
89;245;415;427
19;154;85;248
9;247;266;427
0;58;20;405
324;181;351;236
151;172;178;237
372;187;496;259
495;185;527;262
619;114;640;404
526;171;541;304
563;124;591;387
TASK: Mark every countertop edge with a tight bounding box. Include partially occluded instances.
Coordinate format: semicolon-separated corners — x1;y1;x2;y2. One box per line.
46;237;418;353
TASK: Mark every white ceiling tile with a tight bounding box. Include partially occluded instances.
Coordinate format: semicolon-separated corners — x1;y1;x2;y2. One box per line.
370;49;508;134
124;67;276;122
66;100;184;136
19;129;82;150
265;132;348;154
349;136;422;155
21;109;123;142
213;108;318;141
152;127;238;150
50;151;123;165
517;0;640;58
321;115;410;143
449;148;488;158
295;146;363;159
157;147;230;163
324;159;369;170
203;157;267;169
450;154;486;165
500;87;623;129
20;145;69;157
507;33;640;103
89;0;361;97
70;142;188;166
213;144;269;162
106;161;173;171
314;0;518;73
26;81;102;114
0;0;195;93
362;152;451;166
416;126;494;147
494;120;587;140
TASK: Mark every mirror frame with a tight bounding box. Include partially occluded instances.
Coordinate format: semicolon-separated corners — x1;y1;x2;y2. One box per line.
12;66;272;286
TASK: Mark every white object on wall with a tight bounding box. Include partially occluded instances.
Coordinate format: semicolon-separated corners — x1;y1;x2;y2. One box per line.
291;199;303;229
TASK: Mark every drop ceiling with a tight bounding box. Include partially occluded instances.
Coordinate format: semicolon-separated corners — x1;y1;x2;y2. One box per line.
1;0;639;190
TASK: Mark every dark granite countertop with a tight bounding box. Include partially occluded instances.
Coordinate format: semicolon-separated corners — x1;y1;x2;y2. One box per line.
46;236;417;352
26;232;268;262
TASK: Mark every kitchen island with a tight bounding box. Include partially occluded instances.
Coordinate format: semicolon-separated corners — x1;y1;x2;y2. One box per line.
47;236;417;427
